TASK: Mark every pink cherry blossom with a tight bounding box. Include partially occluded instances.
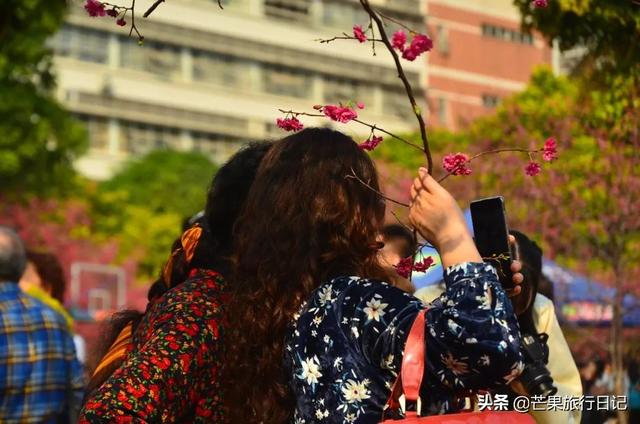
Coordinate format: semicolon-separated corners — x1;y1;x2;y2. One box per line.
542;137;558;161
410;34;434;54
107;9;118;17
117;18;127;26
276;117;304;132
353;25;367;43
394;257;413;279
442;153;472;176
356;102;365;110
400;33;433;61
359;135;383;151
402;48;418;61
392;30;407;51
84;0;106;17
533;0;548;8
322;105;358;123
413;256;434;273
525;161;542;176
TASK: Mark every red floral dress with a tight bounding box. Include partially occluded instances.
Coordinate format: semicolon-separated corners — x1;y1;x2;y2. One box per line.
79;269;226;423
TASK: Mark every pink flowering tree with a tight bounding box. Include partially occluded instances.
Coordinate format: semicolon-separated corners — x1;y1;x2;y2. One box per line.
457;69;640;416
0;196;137;305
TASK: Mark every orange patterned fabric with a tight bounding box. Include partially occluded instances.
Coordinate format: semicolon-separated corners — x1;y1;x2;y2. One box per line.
92;322;133;379
162;225;203;287
181;225;202;263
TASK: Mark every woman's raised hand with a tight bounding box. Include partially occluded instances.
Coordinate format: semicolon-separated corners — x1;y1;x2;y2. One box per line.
409;168;482;267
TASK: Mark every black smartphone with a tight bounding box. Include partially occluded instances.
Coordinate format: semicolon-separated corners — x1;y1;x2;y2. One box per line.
470;196;514;289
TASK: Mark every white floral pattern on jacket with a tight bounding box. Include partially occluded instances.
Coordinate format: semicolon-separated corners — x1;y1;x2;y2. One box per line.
284;262;524;423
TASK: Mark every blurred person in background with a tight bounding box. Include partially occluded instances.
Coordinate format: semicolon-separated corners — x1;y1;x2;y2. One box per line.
589;357;629;424
79;141;272;422
19;250;87;365
0;226;84;423
377;223;417;292
537;273;555;303
414;229;582;424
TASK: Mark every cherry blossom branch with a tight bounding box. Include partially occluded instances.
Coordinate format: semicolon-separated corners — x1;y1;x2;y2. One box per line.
144;0;223;17
85;0;223;42
277;108;425;152
345;169;410;208
128;0;141;39
377;11;418;33
369;15;377;56
389;210;414;232
86;1;143;41
351;119;424;152
358;0;433;174
143;0;165;17
437;146;548;183
317;35;384;44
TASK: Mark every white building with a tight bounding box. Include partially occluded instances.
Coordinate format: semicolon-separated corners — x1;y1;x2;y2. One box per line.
52;0;426;179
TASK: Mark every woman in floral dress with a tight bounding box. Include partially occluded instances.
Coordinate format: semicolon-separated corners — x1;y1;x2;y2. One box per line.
79;142;272;423
223;128;525;423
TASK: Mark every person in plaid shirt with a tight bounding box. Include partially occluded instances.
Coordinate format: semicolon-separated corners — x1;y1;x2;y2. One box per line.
0;227;84;423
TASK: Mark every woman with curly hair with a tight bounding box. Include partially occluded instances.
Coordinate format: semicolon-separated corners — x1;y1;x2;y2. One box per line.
223;127;525;423
79;141;272;423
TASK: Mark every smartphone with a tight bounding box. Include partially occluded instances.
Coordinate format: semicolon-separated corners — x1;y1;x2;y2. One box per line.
470;196;514;289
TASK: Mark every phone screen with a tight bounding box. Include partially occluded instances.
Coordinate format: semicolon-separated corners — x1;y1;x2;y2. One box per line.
470;196;514;289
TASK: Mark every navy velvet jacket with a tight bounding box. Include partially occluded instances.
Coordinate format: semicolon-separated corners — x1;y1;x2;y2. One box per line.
284;262;524;424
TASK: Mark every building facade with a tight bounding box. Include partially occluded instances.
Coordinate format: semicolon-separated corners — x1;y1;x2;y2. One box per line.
424;0;552;130
52;0;552;178
52;0;427;179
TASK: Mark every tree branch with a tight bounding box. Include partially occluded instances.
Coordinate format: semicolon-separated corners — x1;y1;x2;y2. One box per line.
346;169;410;208
143;0;165;17
277;109;426;153
358;0;433;174
437;147;536;182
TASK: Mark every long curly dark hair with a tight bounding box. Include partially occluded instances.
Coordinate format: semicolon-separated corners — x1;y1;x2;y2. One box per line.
223;128;388;423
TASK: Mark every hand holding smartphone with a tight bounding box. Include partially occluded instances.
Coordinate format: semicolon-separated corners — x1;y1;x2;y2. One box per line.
470;196;515;289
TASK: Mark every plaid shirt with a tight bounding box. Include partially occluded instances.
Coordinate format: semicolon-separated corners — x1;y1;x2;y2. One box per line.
0;282;84;423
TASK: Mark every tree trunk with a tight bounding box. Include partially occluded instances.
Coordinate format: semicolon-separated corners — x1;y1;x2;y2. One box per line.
612;268;628;424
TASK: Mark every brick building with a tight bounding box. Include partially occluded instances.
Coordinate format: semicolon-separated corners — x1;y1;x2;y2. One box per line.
424;0;552;130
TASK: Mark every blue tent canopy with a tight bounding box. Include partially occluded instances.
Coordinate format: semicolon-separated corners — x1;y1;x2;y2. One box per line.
410;209;640;327
542;259;640;327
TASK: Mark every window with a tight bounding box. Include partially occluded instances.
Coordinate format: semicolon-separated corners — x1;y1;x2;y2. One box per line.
322;1;368;29
76;114;109;151
437;97;447;125
436;24;449;55
50;25;109;64
263;65;312;98
192;50;249;88
192;132;244;164
121;121;182;154
323;76;372;105
481;23;533;45
265;0;311;21
217;0;248;12
120;39;181;80
383;87;414;119
482;94;500;108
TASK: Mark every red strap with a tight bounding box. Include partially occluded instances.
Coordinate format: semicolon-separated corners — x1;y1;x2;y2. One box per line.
401;309;427;402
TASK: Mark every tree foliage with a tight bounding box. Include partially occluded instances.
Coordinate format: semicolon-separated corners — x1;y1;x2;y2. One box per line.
99;150;218;218
513;0;640;76
0;0;87;195
92;149;218;278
